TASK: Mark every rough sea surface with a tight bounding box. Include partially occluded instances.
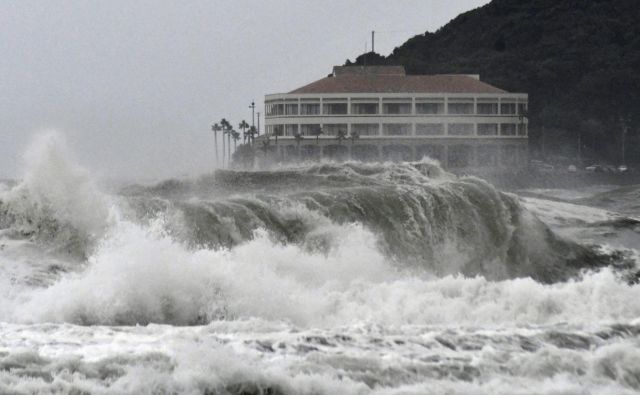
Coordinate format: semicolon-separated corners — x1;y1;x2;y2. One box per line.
1;132;639;394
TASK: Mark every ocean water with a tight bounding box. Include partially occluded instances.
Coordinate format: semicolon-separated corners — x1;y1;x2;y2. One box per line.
1;132;639;394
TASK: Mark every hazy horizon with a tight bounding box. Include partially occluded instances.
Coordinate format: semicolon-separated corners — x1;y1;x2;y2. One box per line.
1;0;489;181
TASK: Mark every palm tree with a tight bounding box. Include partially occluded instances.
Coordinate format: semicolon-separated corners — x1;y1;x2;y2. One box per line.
222;128;229;167
336;129;347;145
231;130;241;151
238;120;249;144
248;126;258;145
241;128;248;144
211;123;222;166
312;126;323;144
220;118;230;167
227;128;232;163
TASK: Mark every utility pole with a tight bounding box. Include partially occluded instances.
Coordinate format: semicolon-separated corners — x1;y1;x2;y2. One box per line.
372;31;375;53
257;112;260;137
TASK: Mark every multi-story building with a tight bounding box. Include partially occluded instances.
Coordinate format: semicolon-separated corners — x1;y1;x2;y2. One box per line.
261;65;528;169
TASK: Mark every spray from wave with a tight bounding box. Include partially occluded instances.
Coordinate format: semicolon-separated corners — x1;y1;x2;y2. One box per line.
0;132;112;258
0;132;636;327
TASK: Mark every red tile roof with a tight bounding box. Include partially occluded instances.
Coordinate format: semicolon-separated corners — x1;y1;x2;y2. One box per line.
289;67;507;94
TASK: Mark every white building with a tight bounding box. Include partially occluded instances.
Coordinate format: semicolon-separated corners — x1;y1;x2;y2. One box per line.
261;65;528;168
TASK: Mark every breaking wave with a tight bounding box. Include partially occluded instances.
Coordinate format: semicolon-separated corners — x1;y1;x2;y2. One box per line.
0;132;113;259
0;134;636;327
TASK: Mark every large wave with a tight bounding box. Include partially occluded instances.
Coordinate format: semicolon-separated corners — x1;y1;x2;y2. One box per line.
121;162;614;283
0;133;637;326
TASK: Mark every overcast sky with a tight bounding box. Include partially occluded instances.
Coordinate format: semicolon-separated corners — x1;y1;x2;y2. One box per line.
1;0;489;180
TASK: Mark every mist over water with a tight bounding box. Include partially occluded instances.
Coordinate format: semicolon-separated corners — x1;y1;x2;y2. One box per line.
1;132;640;394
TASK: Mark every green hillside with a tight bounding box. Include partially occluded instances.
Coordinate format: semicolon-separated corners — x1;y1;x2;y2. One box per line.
347;0;640;165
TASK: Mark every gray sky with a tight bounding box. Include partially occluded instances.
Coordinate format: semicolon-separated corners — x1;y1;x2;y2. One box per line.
1;0;489;180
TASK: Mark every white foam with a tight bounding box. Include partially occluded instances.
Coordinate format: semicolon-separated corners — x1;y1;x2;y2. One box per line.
7;207;640;328
2;131;113;241
1;321;639;395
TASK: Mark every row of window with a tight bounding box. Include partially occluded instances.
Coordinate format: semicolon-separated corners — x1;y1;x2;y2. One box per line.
265;101;527;116
266;123;527;137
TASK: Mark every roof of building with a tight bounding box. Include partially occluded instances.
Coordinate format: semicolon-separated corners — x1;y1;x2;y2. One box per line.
333;65;406;76
289;66;507;94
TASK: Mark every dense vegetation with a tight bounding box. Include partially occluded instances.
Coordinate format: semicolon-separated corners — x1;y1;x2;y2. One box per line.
347;0;640;165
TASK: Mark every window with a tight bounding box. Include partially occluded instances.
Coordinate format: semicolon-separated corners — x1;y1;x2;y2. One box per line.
477;102;498;115
415;102;444;114
517;103;528;115
448;123;474;136
285;124;298;136
517;123;528;136
265;102;284;116
382;102;412;114
415;123;445;136
501;124;517;136
351;103;378;114
300;124;321;136
323;103;348;115
448;100;474;114
382;124;412;136
285;103;298;115
351;124;379;136
477;123;498;136
300;103;320;115
501;102;516;115
323;124;348;136
271;124;284;137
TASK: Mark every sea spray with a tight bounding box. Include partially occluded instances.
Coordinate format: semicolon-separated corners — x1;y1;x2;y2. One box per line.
0;132;113;258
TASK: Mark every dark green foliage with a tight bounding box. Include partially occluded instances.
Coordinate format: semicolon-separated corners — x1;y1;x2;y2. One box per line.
348;0;640;164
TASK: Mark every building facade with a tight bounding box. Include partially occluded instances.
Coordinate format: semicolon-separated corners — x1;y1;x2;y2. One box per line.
261;66;528;169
